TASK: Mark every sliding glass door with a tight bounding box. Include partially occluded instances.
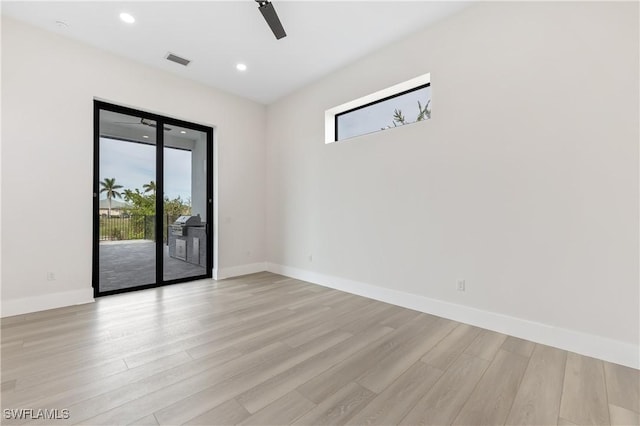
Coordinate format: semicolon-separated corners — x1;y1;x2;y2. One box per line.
93;101;213;296
96;109;158;293
163;124;209;282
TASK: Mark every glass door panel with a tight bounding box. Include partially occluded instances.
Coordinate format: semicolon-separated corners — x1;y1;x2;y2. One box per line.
98;110;157;293
163;125;208;282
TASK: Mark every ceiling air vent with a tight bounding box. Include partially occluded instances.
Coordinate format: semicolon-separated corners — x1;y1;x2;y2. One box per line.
166;53;191;66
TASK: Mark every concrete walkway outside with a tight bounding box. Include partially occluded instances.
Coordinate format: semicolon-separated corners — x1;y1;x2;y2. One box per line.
99;240;206;292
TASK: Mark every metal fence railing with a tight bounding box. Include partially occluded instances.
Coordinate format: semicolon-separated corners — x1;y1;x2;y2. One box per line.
99;215;154;241
99;215;179;243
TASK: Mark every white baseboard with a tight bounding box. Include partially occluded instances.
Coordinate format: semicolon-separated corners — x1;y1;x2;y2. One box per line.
214;262;267;280
1;288;95;318
267;262;639;369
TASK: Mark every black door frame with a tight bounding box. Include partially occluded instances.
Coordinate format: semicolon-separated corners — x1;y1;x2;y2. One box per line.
92;100;214;297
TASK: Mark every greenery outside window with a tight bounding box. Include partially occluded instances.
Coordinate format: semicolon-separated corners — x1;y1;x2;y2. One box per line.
325;73;431;143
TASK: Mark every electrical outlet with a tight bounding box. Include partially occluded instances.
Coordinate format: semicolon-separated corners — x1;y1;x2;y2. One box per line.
457;280;465;292
47;272;56;281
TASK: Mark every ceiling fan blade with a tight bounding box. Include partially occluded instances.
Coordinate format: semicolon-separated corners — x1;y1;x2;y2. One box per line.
258;1;286;40
149;123;174;131
140;118;172;131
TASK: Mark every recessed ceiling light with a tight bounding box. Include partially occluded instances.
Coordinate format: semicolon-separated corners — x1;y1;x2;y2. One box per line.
119;12;135;24
143;135;149;139
236;63;247;72
180;130;187;134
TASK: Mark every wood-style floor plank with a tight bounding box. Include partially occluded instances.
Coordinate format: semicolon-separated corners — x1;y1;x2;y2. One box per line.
4;351;196;410
337;303;399;334
2;349;232;417
399;353;490;426
463;329;508;361
356;317;456;393
183;398;250;426
282;301;380;348
501;336;536;358
1;380;16;393
238;391;315;426
421;323;481;370
559;352;611;426
558;417;580;426
378;307;422;329
346;361;443;426
0;272;636;426
126;414;159;426
297;314;437;404
15;358;129;394
608;404;640;426
506;344;566;425
151;330;351;425
604;361;640;413
292;382;375;426
452;349;529;425
236;325;393;414
50;343;284;425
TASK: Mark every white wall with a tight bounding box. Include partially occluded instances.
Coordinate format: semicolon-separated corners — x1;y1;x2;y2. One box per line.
266;2;639;367
1;17;267;315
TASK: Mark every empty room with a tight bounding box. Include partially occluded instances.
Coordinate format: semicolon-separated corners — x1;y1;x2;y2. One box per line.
1;1;638;425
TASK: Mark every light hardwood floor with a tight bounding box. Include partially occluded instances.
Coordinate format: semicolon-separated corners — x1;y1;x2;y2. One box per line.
1;272;638;425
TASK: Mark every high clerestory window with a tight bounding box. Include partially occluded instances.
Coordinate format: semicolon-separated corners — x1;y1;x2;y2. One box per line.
325;73;431;143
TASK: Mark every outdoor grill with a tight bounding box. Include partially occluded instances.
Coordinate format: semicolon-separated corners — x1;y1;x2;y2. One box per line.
168;215;206;264
170;215;202;237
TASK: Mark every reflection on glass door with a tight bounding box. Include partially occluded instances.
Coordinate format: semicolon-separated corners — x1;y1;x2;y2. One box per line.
97;110;157;293
163;125;208;281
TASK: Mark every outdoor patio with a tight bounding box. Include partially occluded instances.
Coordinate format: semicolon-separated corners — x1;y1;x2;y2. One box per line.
99;240;206;292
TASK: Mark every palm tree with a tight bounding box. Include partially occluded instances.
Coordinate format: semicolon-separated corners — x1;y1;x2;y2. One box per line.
416;99;431;121
382;99;431;130
142;180;156;195
100;178;123;218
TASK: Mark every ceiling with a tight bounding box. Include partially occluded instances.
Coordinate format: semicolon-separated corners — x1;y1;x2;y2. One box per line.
100;109;204;148
1;1;470;104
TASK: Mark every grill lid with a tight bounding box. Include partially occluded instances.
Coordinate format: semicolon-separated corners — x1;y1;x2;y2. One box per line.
173;215;202;226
